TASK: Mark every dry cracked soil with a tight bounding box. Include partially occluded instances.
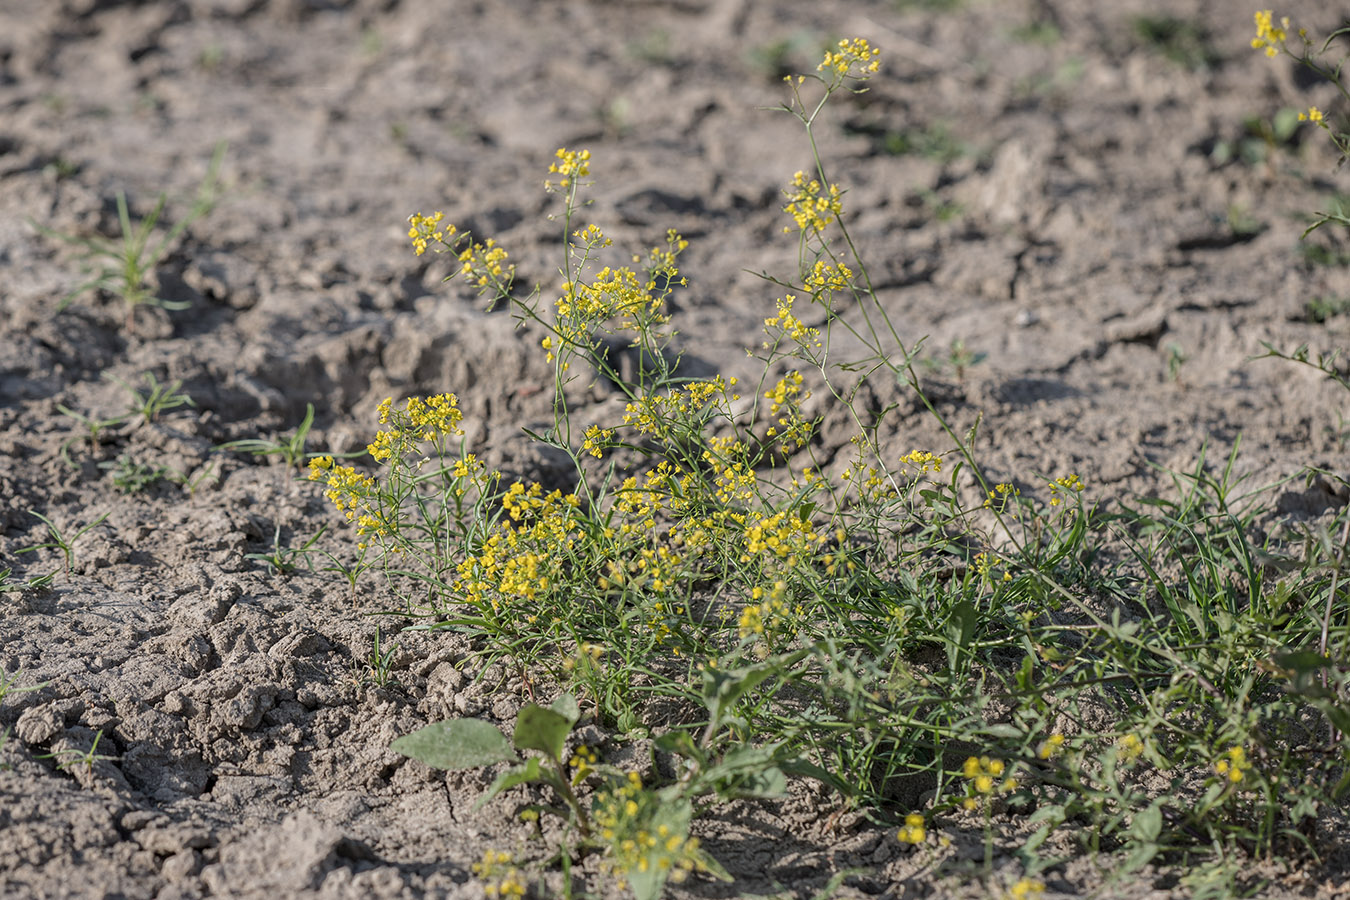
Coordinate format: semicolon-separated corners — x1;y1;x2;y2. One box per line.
2;0;1350;898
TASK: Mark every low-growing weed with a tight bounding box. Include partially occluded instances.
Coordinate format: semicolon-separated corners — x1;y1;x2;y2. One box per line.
306;35;1350;898
359;626;400;689
0;567;55;594
1304;294;1350;323
16;510;110;578
37;728;118;775
1132;15;1220;70
107;371;195;425
922;336;986;382
30;142;225;334
99;453;174;494
215;403;316;471
246;523;325;577
57;405;128;468
1209;107;1303;168
0;671;48;770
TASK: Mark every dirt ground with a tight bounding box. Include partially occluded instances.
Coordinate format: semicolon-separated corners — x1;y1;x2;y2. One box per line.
2;0;1349;897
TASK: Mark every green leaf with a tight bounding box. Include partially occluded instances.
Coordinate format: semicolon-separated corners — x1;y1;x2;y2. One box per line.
944;599;978;671
700;649;807;727
1122;841;1159;873
476;757;544;810
513;703;574;762
391;719;516;770
1129;803;1162;843
550;692;580;724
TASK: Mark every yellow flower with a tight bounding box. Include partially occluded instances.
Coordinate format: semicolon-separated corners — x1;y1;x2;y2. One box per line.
407;211;456;256
1298;106;1324;123
1048;473;1083;507
783;171;843;233
818;37;882;79
1214;745;1251;783
1118;733;1144;762
1251;10;1289;58
897;812;926;844
1009;878;1045;898
547;147;591;189
1037;734;1065;760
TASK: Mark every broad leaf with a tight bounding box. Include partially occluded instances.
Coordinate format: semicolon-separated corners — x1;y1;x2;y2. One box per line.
513;703;574;761
391;719;516;770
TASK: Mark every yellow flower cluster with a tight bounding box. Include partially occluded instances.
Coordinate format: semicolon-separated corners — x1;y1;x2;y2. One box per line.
456;482;578;617
803;259;853;293
783;171;843;233
458;238;512;289
308;455;391;544
637;228;690;277
818;37;882;79
558;266;669;333
1214;745;1251;783
548;146;591;189
1299;106;1325;124
1048;473;1084;507
501;481;579;523
765;371;805;416
763;295;822;351
472;849;526;899
364;394;466;465
961;756;1017;809
1118;733;1144;762
738;579;792;640
622;377;738;439
571;223;612;250
1251;10;1289;57
567;743;599;785
896;812;926;845
407;211;456;256
593;772;704;886
984;482;1020;510
383;393;464;440
704;437;758;504
582;424;616;459
900;449;941;477
1037;733;1065;760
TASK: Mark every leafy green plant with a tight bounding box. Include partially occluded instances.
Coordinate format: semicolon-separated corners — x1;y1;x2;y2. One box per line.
30;142;225;333
357;626;400;689
0;567;55;594
16;510;110;578
1209;107;1303;168
245;523;325;577
394;693;729;899
1164;341;1188;384
922;336;986;381
98;453;173;494
1304;294;1350;323
107;371;195;425
303;36;1350;898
